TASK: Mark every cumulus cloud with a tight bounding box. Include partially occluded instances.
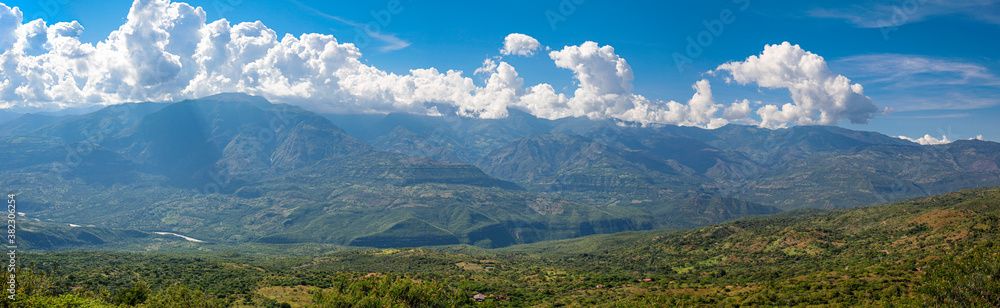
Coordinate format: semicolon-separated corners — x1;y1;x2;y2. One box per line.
549;41;634;117
0;0;734;129
613;79;728;129
0;0;437;112
473;58;497;76
536;41;728;128
0;3;20;53
500;33;541;57
898;134;952;145
714;42;879;128
722;99;755;123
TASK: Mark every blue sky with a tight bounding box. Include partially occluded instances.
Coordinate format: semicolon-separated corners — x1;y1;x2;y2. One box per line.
2;0;999;142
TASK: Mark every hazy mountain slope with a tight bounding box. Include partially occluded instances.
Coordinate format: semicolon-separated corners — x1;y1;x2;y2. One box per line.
727;139;1000;209
0;94;662;249
0;109;22;124
474;132;669;188
0;113;68;138
371;126;466;163
345;109;1000;211
326;108;561;164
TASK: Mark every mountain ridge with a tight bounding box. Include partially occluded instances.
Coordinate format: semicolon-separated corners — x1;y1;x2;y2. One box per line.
0;94;666;248
326;108;1000;210
2;93;998;249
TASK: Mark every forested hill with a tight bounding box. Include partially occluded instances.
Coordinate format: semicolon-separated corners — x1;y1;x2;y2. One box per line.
7;186;999;307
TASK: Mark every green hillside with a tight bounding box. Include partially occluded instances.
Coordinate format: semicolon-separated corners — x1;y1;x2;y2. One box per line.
7;186;999;307
16;220;155;251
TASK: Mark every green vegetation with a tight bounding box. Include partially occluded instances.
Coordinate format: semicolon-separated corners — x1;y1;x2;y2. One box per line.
312;275;468;307
2;186;998;307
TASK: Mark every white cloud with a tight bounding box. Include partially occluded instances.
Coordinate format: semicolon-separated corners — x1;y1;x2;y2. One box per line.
517;83;571;119
0;0;735;129
540;41;727;128
549;41;634;117
714;42;879;128
722;99;754;123
0;3;20;53
676;79;729;129
0;0;428;112
474;58;497;76
898;134;952;145
500;33;542;57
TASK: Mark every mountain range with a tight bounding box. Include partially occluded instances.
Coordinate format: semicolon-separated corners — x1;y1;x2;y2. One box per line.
325;106;1000;210
2;93;998;249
